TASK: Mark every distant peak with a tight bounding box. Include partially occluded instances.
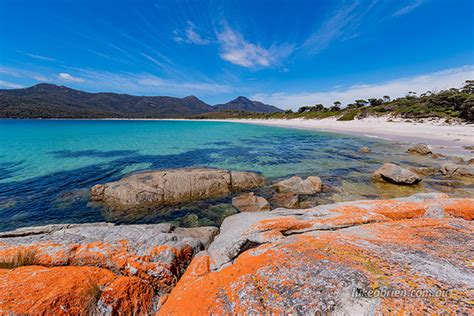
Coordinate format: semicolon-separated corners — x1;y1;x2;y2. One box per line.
235;96;250;101
182;95;199;100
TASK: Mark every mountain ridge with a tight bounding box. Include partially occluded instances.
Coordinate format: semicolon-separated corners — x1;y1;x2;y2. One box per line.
0;83;283;118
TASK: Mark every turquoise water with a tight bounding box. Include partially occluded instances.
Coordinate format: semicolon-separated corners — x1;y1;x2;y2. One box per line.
0;119;405;231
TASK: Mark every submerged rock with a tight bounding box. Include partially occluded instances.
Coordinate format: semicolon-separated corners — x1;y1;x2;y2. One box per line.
231;192;270;212
372;163;422;185
91;168;265;209
440;163;474;178
0;222;218;315
407;143;432;155
273;176;322;195
359;146;370;153
160;193;474;314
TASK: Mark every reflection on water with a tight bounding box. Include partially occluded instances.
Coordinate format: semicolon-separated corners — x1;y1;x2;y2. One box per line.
0;120;471;231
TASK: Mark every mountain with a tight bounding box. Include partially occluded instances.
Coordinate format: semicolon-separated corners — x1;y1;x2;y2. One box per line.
214;96;283;113
0;83;282;118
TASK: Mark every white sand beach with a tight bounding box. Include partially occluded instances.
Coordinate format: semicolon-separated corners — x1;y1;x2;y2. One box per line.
211;117;474;156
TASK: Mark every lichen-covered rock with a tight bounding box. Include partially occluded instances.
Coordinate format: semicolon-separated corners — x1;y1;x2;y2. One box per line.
231;192;270;212
407;143;432;155
159;193;474;315
0;223;218;315
373;163;422;185
273;176;322;194
91;168;265;209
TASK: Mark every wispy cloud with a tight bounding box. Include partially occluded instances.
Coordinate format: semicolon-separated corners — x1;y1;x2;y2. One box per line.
393;0;424;17
217;24;293;68
58;72;85;83
65;68;233;95
173;21;211;45
19;51;57;62
0;80;24;89
252;65;474;109
303;1;378;55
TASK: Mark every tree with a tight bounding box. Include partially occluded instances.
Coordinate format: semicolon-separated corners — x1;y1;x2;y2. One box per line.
462;80;474;94
383;95;391;102
355;99;368;107
368;98;383;106
284;109;293;114
312;104;325;112
331;101;341;111
298;106;311;113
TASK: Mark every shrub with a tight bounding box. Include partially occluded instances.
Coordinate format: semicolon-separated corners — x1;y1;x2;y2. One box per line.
337;110;359;121
0;248;39;269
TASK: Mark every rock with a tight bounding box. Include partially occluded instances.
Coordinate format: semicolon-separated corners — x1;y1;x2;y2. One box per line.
431;153;446;159
463;145;474;151
407;143;432;155
372;163;421;185
271;192;299;208
273;176;322;195
0;222;218;315
231;192;270;212
359;146;370;153
91;168;265;209
440;163;474;178
160;194;474;314
409;166;438;176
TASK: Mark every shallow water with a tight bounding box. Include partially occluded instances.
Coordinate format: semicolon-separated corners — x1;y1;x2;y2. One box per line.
0;119;468;231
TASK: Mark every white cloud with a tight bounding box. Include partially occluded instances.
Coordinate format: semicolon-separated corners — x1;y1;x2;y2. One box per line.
251;65;474;110
19;51;57;62
303;1;377;55
0;80;24;89
58;72;85;83
174;22;211;45
68;69;233;95
393;0;424;17
217;24;293;69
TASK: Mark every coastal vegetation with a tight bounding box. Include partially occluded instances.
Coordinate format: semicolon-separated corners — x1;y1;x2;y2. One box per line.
192;80;474;121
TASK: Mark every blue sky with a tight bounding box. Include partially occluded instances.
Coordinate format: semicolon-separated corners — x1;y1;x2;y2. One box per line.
0;0;473;109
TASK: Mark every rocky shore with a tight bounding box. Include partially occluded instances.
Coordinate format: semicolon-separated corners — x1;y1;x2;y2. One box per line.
1;164;473;314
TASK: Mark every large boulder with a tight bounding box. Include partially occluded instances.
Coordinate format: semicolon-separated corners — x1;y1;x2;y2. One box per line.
231;192;270;212
273;176;322;195
407;143;432;155
160;194;474;314
91;168;265;209
0;223;218;315
372;163;422;185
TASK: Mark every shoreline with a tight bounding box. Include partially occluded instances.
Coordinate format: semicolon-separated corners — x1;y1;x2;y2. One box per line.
2;116;473;156
202;117;474;157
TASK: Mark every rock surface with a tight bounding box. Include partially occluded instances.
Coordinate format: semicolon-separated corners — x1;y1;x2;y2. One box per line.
91;168;265;209
373;163;422;185
231;192;270;212
271;192;300;209
273;176;322;195
440;163;474;178
0;223;218;315
160;193;474;314
407;143;432;155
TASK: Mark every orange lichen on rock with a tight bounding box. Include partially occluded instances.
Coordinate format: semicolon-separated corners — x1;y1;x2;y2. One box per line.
160;194;474;315
442;199;474;220
0;265;115;315
161;218;474;315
